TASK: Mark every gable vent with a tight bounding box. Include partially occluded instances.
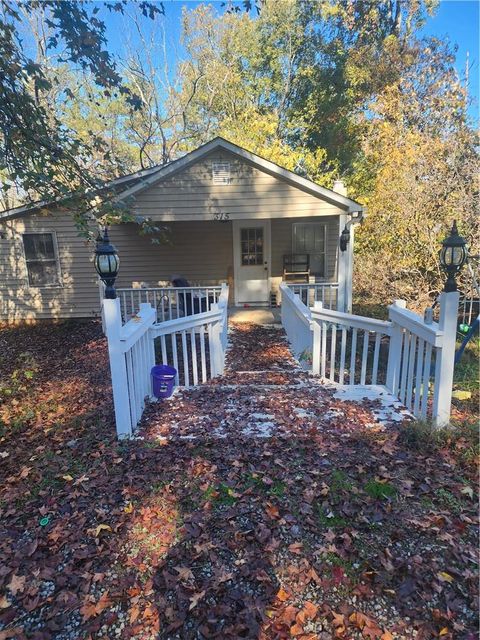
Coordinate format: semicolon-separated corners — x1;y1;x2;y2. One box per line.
212;162;231;185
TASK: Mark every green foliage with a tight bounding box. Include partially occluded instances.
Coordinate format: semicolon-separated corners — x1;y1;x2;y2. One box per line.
364;479;397;500
0;0;163;233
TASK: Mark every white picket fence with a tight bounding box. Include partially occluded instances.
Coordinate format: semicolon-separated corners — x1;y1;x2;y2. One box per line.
280;282;459;427
116;285;223;323
104;284;229;438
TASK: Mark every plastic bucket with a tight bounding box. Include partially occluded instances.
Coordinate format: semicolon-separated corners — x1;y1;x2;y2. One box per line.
151;364;177;399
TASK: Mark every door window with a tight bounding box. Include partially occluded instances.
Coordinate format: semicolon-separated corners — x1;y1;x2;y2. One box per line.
241;227;264;266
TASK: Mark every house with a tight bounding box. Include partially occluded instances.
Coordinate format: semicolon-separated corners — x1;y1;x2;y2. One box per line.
0;138;364;321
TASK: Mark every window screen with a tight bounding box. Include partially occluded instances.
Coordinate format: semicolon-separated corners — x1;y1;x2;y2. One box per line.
292;223;326;277
22;233;60;286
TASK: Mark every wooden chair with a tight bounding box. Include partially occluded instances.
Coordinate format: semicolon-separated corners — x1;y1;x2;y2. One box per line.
283;254;310;283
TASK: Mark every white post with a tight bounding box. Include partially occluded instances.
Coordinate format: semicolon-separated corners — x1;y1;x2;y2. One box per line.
337;213;348;313
346;223;354;313
432;291;460;427
98;279;106;334
311;301;323;375
386;299;406;394
103;297;132;439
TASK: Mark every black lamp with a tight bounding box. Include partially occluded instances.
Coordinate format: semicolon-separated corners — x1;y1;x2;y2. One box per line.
339;225;350;252
439;220;468;292
94;227;119;299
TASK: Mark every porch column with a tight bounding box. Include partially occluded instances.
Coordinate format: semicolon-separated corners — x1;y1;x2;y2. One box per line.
337;213;348;313
333;179;349;313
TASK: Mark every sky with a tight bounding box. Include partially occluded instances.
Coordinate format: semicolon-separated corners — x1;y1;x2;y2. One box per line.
420;0;479;119
102;0;479;122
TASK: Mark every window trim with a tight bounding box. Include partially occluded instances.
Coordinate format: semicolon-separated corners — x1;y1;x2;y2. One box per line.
292;222;327;278
22;231;63;288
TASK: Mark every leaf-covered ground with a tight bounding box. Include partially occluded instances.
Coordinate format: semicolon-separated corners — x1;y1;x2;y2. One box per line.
0;320;478;640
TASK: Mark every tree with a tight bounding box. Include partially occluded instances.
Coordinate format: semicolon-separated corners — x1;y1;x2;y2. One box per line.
0;0;163;233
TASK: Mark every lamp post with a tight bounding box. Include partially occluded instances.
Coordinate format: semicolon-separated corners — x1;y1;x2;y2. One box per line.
439;221;468;292
94;227;119;299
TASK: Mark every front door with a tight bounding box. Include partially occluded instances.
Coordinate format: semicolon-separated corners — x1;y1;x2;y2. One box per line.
233;220;270;304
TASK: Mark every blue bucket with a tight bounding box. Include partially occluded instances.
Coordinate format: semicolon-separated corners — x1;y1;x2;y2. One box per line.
151;365;177;399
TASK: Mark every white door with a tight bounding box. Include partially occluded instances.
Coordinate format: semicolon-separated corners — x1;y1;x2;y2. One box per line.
233;220;270;304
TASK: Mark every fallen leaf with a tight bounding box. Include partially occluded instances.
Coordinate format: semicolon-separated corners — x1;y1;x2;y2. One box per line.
276;586;291;602
8;574;26;596
437;571;454;583
189;590;206;610
94;524;112;537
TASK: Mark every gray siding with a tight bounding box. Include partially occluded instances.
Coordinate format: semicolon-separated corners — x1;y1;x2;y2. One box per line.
133;150;345;221
110;221;233;288
0;212;99;320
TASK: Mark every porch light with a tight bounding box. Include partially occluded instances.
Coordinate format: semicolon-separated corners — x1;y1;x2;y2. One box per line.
439;220;468;292
339;225;350;252
94;227;119;299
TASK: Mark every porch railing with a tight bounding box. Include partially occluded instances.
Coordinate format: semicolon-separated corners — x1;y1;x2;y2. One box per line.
116;285;224;323
285;282;339;311
103;285;229;438
280;282;459;427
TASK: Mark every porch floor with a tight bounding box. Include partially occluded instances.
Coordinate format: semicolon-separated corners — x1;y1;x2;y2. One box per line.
227;305;281;325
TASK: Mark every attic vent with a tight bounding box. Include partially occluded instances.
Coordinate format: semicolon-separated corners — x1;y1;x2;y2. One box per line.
212;162;231;185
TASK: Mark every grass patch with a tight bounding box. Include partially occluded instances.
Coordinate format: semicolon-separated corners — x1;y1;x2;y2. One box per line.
364;479;397;500
203;483;237;507
315;504;348;528
330;470;354;492
399;419;479;465
435;488;464;515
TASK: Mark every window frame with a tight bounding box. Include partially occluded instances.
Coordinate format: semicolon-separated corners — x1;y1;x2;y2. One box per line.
22;231;62;288
292;222;327;278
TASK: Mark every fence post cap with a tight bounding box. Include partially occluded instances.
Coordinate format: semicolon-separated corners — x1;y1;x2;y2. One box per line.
393;299;407;308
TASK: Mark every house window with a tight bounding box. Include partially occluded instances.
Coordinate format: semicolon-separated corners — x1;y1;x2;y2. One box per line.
292;223;326;277
22;232;60;286
241;227;264;265
212;162;231;185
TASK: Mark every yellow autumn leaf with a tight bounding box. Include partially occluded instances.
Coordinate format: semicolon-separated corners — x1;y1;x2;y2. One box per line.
438;571;454;583
124;502;133;513
439;627;449;636
94;524;112;536
62;474;73;481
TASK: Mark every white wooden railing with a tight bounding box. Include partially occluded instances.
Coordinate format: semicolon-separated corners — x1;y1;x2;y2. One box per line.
116;285;223;323
310;303;391;386
285;282;340;311
280;284;313;364
103;285;229;438
280;283;459;427
150;284;229;387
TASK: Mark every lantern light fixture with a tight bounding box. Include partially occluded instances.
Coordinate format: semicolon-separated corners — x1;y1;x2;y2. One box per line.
339;225;350;252
94;227;119;299
439;220;468;292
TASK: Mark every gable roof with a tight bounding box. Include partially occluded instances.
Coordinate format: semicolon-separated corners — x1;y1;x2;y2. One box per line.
0;137;363;221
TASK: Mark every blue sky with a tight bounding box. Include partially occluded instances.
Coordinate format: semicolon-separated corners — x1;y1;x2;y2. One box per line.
421;0;479;119
103;0;479;121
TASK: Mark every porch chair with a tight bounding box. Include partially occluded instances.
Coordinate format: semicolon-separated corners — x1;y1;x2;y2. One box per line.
171;276;215;316
283;254;310;283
